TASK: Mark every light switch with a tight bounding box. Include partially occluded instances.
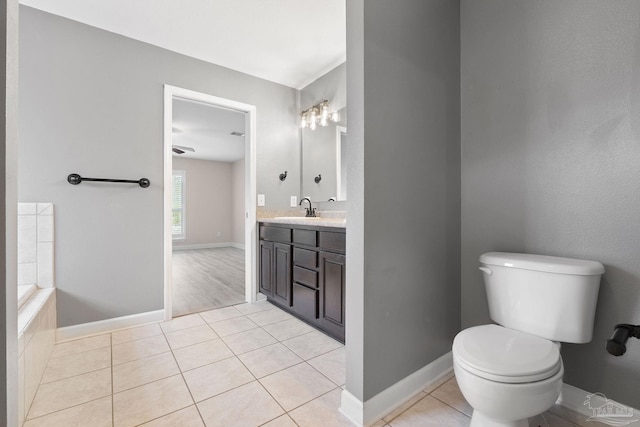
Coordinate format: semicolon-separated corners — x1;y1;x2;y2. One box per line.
257;194;265;206
290;196;297;207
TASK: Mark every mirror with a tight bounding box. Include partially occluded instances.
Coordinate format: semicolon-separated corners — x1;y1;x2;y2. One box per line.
301;107;347;202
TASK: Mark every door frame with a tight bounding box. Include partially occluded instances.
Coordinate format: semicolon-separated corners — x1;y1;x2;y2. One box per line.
336;125;347;201
163;84;257;320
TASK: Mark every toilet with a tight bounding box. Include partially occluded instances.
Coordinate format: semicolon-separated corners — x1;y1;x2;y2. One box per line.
453;252;605;427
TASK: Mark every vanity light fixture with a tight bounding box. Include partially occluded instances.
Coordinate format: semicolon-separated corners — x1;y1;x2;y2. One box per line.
300;100;340;130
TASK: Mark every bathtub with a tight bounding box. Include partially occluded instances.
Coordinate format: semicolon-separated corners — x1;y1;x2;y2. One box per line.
17;203;56;426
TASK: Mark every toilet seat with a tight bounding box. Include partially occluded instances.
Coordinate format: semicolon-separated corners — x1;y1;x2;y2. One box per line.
453;324;561;384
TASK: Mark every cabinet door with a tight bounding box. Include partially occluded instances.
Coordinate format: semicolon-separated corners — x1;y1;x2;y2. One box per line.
273;243;292;306
259;240;274;297
319;251;346;342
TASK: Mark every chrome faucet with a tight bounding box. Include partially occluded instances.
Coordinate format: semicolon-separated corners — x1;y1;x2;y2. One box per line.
299;197;316;217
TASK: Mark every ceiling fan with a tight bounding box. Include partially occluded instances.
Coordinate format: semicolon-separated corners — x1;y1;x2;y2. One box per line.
172;145;195;155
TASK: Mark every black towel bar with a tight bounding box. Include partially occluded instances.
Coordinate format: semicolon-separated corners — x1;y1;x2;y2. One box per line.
67;173;150;188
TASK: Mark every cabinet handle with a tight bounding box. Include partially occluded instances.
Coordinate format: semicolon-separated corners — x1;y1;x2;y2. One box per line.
478;267;492;275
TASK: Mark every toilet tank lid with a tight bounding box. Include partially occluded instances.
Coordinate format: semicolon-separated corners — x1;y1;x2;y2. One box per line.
479;252;605;276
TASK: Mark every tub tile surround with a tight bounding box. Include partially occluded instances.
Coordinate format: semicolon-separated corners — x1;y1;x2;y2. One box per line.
24;301;599;427
17;202;57;427
18;202;54;289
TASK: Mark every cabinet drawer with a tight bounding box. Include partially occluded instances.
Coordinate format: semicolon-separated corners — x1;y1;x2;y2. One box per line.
293;266;318;288
319;231;346;252
260;226;292;243
293;229;317;246
293;247;317;269
293;283;318;319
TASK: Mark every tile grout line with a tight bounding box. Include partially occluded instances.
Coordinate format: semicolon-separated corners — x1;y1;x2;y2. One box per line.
23;395;112;424
38;359;111;386
48;342;112;360
283;385;345;418
229;326;294;426
161;315;207;427
250;319;345;424
429;394;472;419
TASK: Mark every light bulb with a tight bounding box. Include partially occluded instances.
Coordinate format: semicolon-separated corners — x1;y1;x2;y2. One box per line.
331;111;340;122
300;114;308;128
309;108;318;129
320;101;330;122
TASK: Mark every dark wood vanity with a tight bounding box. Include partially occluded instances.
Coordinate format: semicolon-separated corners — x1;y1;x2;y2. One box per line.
258;221;346;342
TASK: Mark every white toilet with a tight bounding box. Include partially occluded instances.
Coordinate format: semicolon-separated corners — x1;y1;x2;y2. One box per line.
453;252;605;427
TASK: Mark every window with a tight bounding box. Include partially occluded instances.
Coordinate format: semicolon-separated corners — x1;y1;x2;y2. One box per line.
172;170;186;240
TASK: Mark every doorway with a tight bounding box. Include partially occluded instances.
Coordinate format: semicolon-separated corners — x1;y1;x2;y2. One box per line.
163;85;257;320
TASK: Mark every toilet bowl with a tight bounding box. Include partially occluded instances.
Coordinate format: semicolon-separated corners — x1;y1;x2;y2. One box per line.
453;325;564;427
453;252;605;427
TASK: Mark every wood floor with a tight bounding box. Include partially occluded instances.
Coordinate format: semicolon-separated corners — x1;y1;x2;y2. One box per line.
172;247;245;317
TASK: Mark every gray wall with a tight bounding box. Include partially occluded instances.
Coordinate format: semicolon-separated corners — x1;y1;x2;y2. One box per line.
300;62;347;112
172;157;235;247
19;6;299;327
231;158;245;245
2;0;19;424
346;0;460;401
300;63;347;203
461;0;640;409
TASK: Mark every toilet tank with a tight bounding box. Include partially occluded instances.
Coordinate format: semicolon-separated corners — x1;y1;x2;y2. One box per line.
479;252;605;343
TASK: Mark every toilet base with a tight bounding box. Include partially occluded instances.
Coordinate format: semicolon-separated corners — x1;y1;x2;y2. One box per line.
470;410;529;427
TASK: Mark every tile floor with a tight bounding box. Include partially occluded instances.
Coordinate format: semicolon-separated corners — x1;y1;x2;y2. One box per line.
24;301;603;427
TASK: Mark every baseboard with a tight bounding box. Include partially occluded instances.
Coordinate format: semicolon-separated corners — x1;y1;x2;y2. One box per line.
340;351;453;426
558;382;639;424
56;309;165;342
339;390;365;426
172;242;245;251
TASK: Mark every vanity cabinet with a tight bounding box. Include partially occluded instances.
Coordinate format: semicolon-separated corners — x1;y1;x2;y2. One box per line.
258;227;293;307
259;240;292;307
319;251;346;340
259;222;346;342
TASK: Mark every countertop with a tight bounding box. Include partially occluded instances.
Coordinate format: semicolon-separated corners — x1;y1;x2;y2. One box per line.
259;216;346;228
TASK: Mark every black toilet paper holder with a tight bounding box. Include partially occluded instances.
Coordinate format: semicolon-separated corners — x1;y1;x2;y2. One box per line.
606;324;640;356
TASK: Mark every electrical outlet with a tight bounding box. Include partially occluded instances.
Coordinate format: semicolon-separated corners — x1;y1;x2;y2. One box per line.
257;194;265;206
290;196;297;207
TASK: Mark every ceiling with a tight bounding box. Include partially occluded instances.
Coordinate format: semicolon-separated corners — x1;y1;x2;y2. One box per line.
19;0;347;89
172;98;246;163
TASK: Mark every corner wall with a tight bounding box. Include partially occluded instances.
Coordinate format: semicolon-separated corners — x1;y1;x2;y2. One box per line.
346;0;460;402
461;0;640;409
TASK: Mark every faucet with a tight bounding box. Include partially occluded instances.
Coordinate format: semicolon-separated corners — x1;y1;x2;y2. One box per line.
299;197;316;217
